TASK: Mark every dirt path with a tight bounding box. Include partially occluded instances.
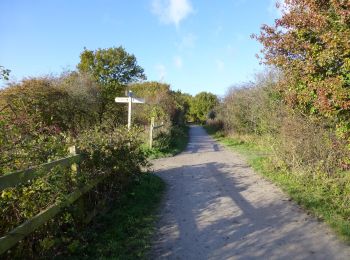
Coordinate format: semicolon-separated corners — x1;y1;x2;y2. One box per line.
151;126;350;259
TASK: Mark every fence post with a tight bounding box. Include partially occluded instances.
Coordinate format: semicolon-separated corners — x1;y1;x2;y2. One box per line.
68;145;84;220
149;117;155;149
68;146;78;173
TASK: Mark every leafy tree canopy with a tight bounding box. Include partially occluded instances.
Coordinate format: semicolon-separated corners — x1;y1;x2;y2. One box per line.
130;81;175;124
254;0;350;123
77;46;146;97
0;65;10;81
190;92;219;122
129;82;193;125
77;46;146;123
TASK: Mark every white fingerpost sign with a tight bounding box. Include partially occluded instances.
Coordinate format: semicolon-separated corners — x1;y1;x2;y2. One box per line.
115;91;145;130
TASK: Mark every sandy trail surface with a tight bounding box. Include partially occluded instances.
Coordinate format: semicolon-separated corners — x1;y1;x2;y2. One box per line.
151;126;350;260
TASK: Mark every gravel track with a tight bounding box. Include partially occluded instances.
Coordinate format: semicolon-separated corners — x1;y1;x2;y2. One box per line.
151;126;350;260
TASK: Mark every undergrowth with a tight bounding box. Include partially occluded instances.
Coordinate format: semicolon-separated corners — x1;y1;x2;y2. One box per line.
144;125;189;159
204;125;350;243
63;173;165;259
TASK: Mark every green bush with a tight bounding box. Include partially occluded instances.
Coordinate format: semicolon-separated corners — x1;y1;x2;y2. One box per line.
0;126;148;258
77;125;148;177
130;81;176;126
0;46;188;258
189;91;219;123
270;113;349;175
0;74;100;174
216;71;349;175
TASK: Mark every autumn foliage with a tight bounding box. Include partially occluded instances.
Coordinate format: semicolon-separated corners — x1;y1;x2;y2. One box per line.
0;46;188;257
214;1;350;174
254;0;350;138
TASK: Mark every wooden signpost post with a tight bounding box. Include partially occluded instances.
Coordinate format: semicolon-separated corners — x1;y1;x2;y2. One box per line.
115;91;145;130
115;91;163;148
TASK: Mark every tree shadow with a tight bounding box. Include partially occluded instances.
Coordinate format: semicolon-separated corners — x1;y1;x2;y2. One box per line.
152;161;343;259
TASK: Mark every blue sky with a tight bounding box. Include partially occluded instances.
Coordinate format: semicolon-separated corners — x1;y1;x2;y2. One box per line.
0;0;281;96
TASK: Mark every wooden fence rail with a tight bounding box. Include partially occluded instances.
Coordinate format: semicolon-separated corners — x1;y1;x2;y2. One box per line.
0;148;107;255
0;155;81;191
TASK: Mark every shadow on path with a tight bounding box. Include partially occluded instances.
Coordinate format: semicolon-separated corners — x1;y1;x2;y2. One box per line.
152;126;350;260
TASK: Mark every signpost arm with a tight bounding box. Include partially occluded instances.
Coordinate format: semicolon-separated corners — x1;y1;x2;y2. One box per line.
115;91;144;130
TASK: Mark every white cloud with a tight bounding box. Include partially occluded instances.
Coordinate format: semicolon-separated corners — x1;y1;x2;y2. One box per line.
151;0;193;27
155;64;166;81
177;33;196;50
216;59;225;72
174;56;183;69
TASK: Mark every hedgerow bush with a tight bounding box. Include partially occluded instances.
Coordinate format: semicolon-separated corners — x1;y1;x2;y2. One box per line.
0;74;100;174
0;58;190;257
0;44;191;257
254;0;350;141
130;81;191;154
248;0;350;173
216;70;350;176
130;82;176;126
0;72;151;258
272;113;349;175
1;126;148;258
77;125;148;177
205;119;224;133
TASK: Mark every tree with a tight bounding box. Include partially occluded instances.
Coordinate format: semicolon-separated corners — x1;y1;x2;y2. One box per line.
0;65;10;80
77;46;146;123
190;92;219;122
128;82;192;126
254;0;350;136
171;90;192;125
130;81;176;125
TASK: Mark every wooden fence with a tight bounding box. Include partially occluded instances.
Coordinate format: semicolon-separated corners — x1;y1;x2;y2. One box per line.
0;146;108;255
149;116;164;148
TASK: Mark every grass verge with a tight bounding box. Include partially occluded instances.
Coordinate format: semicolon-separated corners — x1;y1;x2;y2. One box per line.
66;173;165;259
204;125;350;243
145;125;189;159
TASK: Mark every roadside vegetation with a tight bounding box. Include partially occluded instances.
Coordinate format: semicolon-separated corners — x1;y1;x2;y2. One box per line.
206;1;350;241
63;173;165;259
128;81;191;158
0;46;198;258
206;125;350;241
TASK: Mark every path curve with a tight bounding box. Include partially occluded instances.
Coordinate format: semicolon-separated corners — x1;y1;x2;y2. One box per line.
151;126;350;260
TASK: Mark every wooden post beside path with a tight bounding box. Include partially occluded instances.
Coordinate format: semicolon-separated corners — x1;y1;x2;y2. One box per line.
149;117;155;149
149;117;164;149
